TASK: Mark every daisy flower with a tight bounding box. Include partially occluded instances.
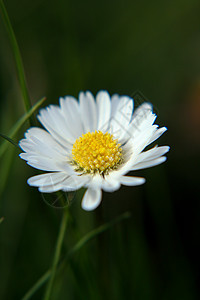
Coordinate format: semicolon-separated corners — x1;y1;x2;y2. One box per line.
19;91;169;211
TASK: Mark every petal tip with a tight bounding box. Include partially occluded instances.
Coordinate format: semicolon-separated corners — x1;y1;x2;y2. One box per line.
81;188;102;211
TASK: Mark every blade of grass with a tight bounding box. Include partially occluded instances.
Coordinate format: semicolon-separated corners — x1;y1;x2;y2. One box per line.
0;147;15;200
21;211;131;300
68;211;131;257
0;0;32;117
0;96;46;157
43;209;69;300
0;133;19;149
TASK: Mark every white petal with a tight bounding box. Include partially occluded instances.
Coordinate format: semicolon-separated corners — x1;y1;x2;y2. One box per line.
45;105;75;142
101;176;121;192
39;174;90;193
54;162;77;175
39;183;63;193
111;94;120;117
131;156;167;170
132;102;154;124
114;96;133;124
28;172;67;187
96;91;111;132
135;146;170;163
147;127;167;145
62;175;91;191
26;157;62;171
59;96;84;138
127;102;156;140
106;129;165;179
127;124;158;156
19;139;34;153
19;153;39;160
110;96;134;138
79;91;97;133
84;173;102;189
19;127;74;172
120;176;146;186
81;188;102;211
38;108;73;149
20;127;69;158
20;128;63;153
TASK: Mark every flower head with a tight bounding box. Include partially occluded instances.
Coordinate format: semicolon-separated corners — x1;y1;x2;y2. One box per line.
19;91;169;211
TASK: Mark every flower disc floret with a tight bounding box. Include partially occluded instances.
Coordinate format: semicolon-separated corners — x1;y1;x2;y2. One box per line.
72;131;122;174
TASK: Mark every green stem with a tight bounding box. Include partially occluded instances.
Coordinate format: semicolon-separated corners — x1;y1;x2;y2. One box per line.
0;0;32;116
21;211;131;300
43;209;68;300
0;133;19;149
0;96;46;158
68;211;131;256
22;271;50;300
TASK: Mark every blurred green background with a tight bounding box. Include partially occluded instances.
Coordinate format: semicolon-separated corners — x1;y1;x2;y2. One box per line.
0;0;200;299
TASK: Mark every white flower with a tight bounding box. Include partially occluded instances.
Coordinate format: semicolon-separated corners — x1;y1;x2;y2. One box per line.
19;91;170;211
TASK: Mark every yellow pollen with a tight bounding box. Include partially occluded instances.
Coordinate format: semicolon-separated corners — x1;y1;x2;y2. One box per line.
72;131;122;174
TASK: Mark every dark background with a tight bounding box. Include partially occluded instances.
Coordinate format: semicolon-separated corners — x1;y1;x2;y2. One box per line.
0;0;200;299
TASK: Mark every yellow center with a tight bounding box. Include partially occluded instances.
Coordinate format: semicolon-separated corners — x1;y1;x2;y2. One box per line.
72;131;122;174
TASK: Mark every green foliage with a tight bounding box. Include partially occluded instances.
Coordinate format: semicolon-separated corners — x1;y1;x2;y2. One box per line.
0;0;199;300
0;96;46;157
